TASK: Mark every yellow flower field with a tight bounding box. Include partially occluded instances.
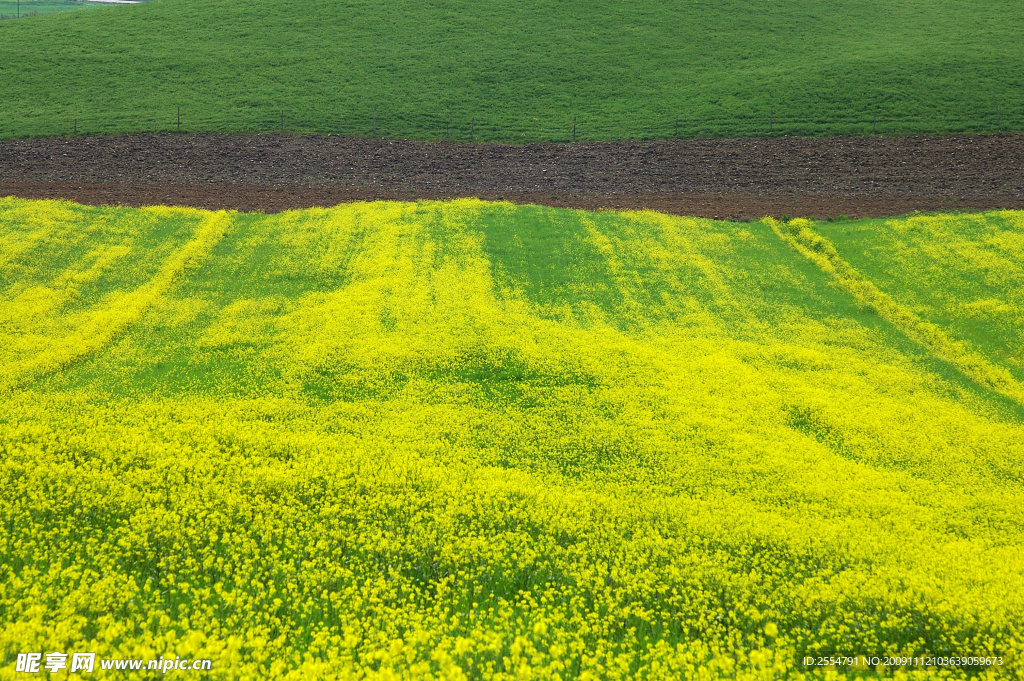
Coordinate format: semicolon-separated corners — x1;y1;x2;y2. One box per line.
0;197;1022;679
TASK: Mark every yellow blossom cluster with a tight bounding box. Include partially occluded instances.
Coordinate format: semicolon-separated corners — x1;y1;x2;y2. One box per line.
0;198;1022;679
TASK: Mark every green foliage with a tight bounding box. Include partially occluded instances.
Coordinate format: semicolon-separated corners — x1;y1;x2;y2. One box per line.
0;0;1021;140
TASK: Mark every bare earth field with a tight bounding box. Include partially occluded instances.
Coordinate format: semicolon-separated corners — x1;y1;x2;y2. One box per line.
1;132;1022;218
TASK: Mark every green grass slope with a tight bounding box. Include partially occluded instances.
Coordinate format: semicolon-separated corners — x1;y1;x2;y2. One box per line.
1;198;1023;678
816;212;1024;384
0;0;1021;141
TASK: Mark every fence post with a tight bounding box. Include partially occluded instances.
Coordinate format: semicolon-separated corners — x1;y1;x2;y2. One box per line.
770;106;773;133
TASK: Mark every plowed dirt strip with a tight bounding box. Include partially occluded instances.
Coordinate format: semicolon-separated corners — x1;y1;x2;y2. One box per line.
1;132;1023;217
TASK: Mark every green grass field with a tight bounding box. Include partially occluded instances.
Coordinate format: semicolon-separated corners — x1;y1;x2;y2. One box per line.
0;0;1021;141
1;197;1022;678
0;0;103;20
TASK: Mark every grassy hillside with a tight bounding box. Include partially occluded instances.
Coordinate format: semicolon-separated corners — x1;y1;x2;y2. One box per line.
0;0;1022;141
1;197;1023;678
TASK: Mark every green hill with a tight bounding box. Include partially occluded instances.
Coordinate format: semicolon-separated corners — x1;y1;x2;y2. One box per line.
0;0;1021;141
2;198;1023;676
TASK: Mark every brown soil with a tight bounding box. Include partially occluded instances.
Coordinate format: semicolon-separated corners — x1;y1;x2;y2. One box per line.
2;132;1023;218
